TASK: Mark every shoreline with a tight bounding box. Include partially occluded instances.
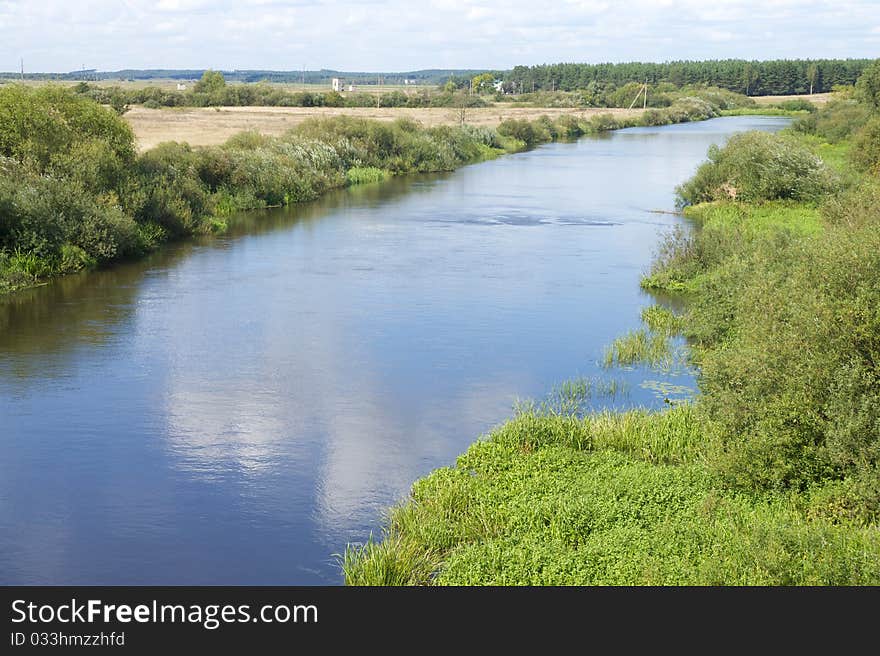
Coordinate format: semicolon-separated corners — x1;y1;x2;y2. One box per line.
2;90;771;298
342;104;880;585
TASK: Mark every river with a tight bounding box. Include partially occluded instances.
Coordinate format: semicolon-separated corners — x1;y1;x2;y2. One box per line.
0;116;790;584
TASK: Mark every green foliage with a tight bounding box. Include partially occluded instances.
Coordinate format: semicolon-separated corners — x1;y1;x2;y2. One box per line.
697;214;880;492
850;116;880;173
646;122;880;501
193;69;226;94
345;166;389;185
344;407;880;585
602;329;674;368
0;159;138;267
793;99;872;143
471;73;495;94
641;305;684;336
0;84;135;180
497;118;550;148
506;59;873;96
854;59;880;110
775;98;817;112
676;131;838;205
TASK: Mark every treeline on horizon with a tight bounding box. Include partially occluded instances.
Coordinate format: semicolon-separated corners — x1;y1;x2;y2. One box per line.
506;59;871;96
3;58;872;97
76;75;492;111
0;68;487;86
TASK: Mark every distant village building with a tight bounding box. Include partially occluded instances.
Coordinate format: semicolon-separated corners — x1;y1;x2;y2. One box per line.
404;79;417;85
331;78;343;92
176;83;187;91
348;84;356;92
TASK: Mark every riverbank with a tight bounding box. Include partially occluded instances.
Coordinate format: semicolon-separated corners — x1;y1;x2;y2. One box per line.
343;80;880;584
0;85;744;296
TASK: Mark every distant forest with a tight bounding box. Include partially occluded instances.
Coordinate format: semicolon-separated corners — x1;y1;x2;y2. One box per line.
0;68;487;86
504;59;873;96
2;59;874;97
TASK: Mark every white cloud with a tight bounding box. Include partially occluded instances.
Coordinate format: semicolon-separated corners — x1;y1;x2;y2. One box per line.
1;0;878;72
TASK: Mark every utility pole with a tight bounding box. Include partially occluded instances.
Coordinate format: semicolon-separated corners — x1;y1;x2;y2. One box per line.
643;78;647;109
20;57;24;81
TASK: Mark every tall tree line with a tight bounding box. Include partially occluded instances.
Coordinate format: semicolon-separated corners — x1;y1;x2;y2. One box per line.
505;59;874;95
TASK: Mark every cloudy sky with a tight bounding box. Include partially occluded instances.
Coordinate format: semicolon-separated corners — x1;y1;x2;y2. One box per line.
1;0;878;73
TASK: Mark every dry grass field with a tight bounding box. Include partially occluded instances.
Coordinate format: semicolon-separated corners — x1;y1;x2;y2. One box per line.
125;105;644;151
752;92;833;105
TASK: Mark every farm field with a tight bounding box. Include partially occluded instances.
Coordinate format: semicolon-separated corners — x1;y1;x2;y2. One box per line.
124;104;644;150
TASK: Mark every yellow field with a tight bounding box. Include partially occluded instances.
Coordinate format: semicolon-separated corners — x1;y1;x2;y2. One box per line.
125;105;644;151
752;92;833;105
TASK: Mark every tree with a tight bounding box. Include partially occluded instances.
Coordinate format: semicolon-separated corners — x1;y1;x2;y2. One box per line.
471;72;495;95
855;59;880;110
194;70;226;94
807;63;819;95
0;85;136;174
741;63;758;96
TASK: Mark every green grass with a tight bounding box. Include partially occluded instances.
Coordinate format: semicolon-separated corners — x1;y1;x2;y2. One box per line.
720;108;810;117
683;200;824;236
602;328;675;368
640;305;684;336
515;377;630;418
813;141;852;175
641;200;824;295
343;407;880;585
345;166;390;186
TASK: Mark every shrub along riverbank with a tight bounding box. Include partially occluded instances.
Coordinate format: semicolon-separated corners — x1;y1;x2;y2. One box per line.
343;61;880;585
0;84;742;295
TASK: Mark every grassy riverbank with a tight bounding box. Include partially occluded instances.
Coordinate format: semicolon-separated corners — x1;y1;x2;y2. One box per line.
0;85;743;295
343;62;880;585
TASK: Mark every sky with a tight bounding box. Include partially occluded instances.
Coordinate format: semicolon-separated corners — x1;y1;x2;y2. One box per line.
1;0;878;73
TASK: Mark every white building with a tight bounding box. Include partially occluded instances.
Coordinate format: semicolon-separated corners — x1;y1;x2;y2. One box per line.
176;83;187;91
331;78;343;92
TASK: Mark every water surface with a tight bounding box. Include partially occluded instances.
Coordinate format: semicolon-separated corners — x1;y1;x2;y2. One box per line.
0;116;790;584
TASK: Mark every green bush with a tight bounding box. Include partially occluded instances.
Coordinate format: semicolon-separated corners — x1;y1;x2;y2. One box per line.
0;170;138;265
776;98;817;112
346;167;388;185
850;116;880;172
854;58;880;110
676;131;838;205
496;119;550;147
699;217;880;491
793;99;872;142
0;84;135;178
